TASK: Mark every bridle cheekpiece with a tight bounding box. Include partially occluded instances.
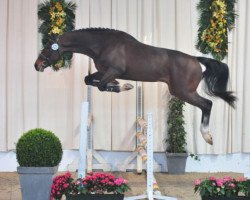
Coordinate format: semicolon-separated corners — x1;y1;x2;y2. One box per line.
39;41;61;66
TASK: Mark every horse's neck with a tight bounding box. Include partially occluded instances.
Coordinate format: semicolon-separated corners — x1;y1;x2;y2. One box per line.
59;31;103;59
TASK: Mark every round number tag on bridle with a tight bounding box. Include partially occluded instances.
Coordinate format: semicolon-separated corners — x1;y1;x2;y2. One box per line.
51;43;59;51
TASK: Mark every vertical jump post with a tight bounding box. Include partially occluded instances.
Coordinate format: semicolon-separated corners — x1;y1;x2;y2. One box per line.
147;113;154;199
78;85;112;178
78;101;89;178
125;113;177;200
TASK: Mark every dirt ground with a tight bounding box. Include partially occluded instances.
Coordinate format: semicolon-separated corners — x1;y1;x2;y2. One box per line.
0;171;244;200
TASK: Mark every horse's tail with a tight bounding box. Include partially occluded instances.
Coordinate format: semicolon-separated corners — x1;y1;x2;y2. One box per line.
196;56;236;108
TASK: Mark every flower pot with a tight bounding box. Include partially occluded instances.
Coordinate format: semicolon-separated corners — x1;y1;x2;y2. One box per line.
166;153;188;174
17;166;58;200
202;197;250;200
66;194;124;200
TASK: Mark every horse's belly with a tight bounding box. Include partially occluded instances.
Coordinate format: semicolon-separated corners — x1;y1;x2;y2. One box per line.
121;67;167;82
120;74;157;82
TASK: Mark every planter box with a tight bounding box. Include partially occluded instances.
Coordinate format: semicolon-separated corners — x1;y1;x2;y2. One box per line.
66;194;124;200
17;166;58;200
166;153;188;174
202;197;250;200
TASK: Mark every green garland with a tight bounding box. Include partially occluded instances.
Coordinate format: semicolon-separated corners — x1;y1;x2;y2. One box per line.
196;0;236;61
38;0;76;70
166;97;187;153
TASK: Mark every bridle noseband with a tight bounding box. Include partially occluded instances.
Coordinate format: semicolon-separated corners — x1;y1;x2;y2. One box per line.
40;52;53;66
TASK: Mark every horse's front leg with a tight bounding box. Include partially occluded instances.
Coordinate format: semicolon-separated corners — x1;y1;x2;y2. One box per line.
84;72;103;87
85;71;121;89
97;68;133;93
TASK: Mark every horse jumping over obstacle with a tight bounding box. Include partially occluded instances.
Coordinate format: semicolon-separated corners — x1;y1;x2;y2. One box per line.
34;28;236;145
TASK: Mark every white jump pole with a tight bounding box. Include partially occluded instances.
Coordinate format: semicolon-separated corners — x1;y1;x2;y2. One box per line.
78;102;89;178
147;113;177;200
147;113;154;200
136;84;143;173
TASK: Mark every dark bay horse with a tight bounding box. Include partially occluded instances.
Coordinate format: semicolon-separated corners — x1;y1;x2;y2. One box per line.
34;28;236;145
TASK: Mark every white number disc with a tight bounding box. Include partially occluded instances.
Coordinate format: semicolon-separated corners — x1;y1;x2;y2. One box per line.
51;43;59;51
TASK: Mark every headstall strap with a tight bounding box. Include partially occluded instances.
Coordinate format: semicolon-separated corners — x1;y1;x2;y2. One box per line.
39;37;61;66
50;37;60;51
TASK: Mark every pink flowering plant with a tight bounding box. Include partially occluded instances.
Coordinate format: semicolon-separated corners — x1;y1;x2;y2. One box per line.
51;172;130;199
194;176;250;198
51;172;73;200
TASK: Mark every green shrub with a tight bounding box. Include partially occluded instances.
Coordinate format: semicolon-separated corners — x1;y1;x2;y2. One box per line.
166;96;187;153
16;128;63;167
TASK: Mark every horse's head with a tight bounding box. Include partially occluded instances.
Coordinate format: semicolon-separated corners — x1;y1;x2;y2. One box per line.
34;39;61;72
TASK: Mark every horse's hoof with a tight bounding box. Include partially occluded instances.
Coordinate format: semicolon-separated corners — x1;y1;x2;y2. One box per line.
121;83;134;91
202;133;213;145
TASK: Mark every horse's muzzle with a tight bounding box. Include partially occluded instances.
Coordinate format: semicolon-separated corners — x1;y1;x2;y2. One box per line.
34;59;48;72
34;63;44;72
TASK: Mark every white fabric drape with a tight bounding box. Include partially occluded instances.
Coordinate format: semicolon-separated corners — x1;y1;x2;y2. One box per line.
0;0;249;154
0;0;39;150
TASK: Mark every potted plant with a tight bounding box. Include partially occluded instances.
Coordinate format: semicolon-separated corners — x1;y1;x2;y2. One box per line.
194;176;250;199
16;128;63;200
50;172;130;200
165;96;188;174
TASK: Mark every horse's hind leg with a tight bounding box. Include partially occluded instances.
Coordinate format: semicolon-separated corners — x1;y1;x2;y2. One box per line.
174;91;213;145
196;95;213;145
168;58;214;144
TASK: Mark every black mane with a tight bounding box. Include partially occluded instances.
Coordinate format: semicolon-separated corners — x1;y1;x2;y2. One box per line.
74;27;122;34
73;27;137;40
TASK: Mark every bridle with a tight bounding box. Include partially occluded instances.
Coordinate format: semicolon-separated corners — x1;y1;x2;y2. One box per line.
40;52;53;66
39;40;61;67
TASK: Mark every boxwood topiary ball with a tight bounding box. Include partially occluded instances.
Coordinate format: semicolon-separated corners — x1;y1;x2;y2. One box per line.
16;128;63;167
